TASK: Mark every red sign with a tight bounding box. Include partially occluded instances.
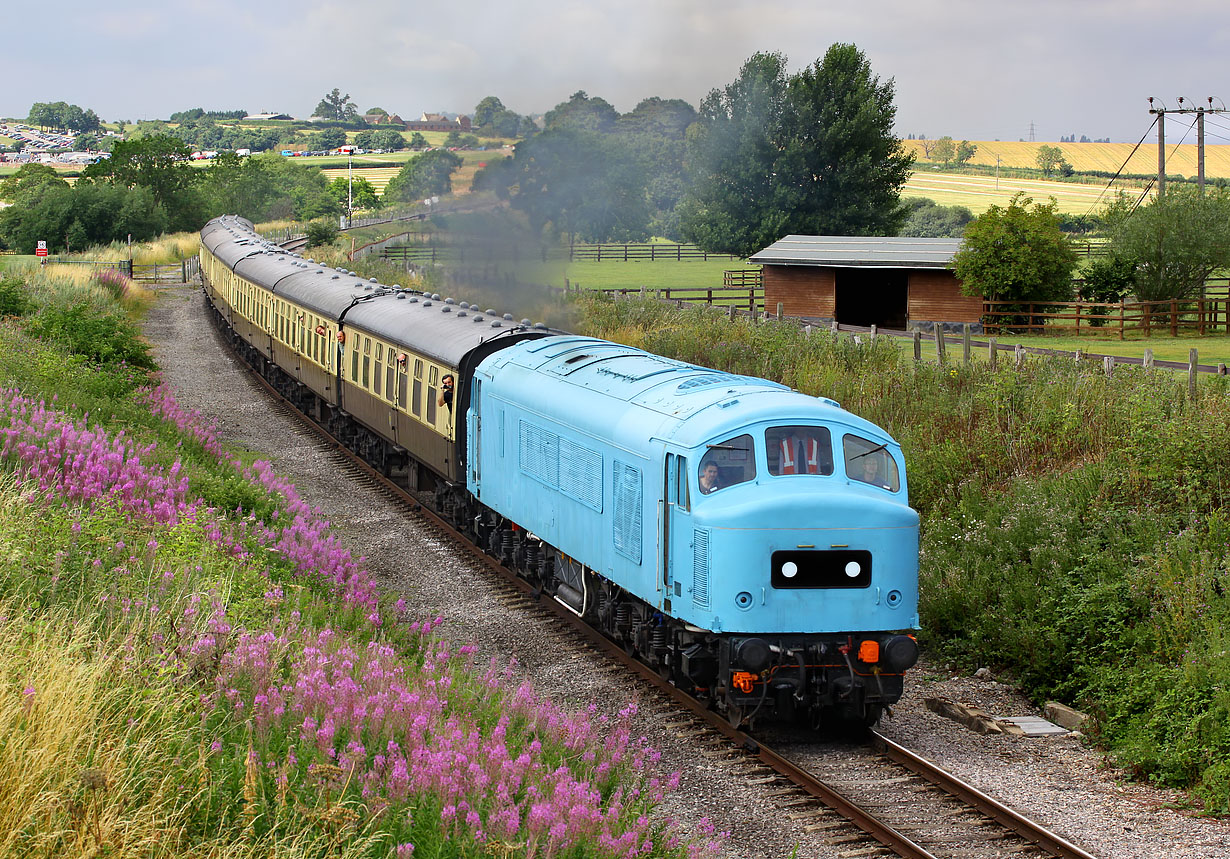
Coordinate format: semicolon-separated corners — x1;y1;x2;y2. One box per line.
36;240;47;257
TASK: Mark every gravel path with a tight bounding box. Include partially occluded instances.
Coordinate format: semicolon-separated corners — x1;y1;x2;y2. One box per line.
142;283;1230;859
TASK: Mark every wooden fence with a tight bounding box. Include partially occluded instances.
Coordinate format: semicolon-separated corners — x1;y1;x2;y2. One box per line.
568;242;741;262
983;292;1230;339
599;283;763;312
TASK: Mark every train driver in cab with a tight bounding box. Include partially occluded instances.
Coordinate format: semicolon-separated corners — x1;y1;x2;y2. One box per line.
777;425;830;475
699;459;722;494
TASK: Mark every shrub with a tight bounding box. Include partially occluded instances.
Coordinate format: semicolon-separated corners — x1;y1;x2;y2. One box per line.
304;219;338;248
0;275;32;317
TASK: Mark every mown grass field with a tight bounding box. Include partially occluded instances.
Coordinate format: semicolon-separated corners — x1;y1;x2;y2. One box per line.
902;170;1132;214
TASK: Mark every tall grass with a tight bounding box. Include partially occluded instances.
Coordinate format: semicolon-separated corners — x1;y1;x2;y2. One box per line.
577;294;1230;811
0;274;721;856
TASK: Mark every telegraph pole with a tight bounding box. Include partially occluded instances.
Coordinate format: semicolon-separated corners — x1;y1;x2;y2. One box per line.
1149;96;1227;195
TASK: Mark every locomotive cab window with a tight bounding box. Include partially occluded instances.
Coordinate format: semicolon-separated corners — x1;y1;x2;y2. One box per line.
700;434;755;494
843;435;899;492
767;426;834;476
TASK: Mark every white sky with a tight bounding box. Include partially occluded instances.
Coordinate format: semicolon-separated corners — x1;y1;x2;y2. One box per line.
6;0;1229;144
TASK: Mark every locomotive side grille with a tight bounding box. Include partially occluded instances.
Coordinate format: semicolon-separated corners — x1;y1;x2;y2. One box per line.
693;528;710;608
560;438;603;511
612;461;642;563
519;421;559;486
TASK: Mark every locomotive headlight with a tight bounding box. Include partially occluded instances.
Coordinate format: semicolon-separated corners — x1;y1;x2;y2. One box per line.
882;635;920;672
844;561;862;578
780;561;798;578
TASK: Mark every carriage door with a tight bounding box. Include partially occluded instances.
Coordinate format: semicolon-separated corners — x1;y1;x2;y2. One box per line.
662;453;691;612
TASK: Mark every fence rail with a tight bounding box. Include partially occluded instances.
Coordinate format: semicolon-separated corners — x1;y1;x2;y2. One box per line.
569;242;741;262
599;284;763;312
983;294;1230;338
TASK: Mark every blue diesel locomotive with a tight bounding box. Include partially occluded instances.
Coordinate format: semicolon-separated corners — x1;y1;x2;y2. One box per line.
200;215;920;729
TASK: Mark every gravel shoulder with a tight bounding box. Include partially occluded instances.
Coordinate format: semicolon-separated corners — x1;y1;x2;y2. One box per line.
142;283;1230;859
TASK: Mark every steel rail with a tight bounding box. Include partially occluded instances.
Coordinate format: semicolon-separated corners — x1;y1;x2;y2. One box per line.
870;730;1099;859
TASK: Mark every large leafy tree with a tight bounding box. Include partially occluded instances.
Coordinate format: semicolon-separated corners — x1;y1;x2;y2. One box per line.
1106;185;1230;303
676;52;790;255
383;150;464;204
0;182;168;253
328;176;381;212
82;134;202;230
543;91;619;133
27;101;101;134
199;152;338;222
951;193;1078;303
476;129;648;243
314;88;359;122
679;44;912;256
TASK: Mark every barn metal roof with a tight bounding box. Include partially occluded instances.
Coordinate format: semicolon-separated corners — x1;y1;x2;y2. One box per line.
750;235;963;269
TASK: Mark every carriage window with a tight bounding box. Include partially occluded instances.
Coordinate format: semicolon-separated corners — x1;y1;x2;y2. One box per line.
767;426;834;476
373;344;383;396
412;360;423;417
426;366;439;425
699;434;755;494
843;435;899;492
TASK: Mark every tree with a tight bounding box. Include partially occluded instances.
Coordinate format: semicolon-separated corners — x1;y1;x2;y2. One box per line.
408;132;428;150
543;91;619;133
328;176;381;211
0;163;69;203
199;152;339;222
951;193;1078;307
953;140;977;166
307;128;348;151
930;136;956;164
373;129;407;151
314;88;359;122
475;129;649;243
898;198;973;237
680;44;913;256
383;150;464;203
0;182;169;253
1107;185;1230;303
1035;145;1071;177
81;135;202;231
473;96;506;130
353;130;376;150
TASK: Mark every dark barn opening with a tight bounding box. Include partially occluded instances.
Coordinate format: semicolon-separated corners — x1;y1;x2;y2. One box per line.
835;269;908;329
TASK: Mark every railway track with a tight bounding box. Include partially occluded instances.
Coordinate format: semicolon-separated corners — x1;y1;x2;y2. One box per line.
213;303;1099;859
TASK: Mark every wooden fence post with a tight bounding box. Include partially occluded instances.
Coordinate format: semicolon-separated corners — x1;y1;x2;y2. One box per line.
1104;355;1115;377
777;302;784;320
1189;349;1199;399
962;324;971;365
988;337;997;370
934;326;947;365
1171;299;1179;337
913;330;922;361
870;324;878;342
1015;344;1025;370
1217;363;1226;376
728;305;736;322
831;320;839;335
1143;348;1154;369
804;325;813;337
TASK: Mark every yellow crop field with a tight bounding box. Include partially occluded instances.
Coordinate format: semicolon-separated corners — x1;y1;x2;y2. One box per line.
902;139;1230;180
320;166;401;194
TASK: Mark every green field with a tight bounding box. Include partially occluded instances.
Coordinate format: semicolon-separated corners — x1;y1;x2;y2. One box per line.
0;254;36;271
902;170;1132;214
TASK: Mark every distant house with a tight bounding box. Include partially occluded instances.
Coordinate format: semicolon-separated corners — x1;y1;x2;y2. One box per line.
363;112;404;126
244;113;293;121
750;235;983;332
403;113;472;133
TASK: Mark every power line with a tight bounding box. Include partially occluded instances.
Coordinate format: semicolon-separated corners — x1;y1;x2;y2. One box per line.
1082;118;1157;218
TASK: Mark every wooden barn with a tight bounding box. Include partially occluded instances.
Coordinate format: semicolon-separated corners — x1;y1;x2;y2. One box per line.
750;236;984;332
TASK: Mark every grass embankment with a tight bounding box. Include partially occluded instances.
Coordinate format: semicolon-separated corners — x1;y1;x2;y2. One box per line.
576;296;1230;813
0;266;719;857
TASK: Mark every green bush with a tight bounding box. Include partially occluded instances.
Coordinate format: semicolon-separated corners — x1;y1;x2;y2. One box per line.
0;274;32;317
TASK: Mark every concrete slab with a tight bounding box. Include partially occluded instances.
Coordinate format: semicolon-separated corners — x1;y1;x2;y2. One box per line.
996;715;1070;737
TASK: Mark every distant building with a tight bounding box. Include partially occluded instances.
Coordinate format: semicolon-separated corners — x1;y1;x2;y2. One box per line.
245;113;293;121
750;235;983;333
363;112;404;126
403;113;471;133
